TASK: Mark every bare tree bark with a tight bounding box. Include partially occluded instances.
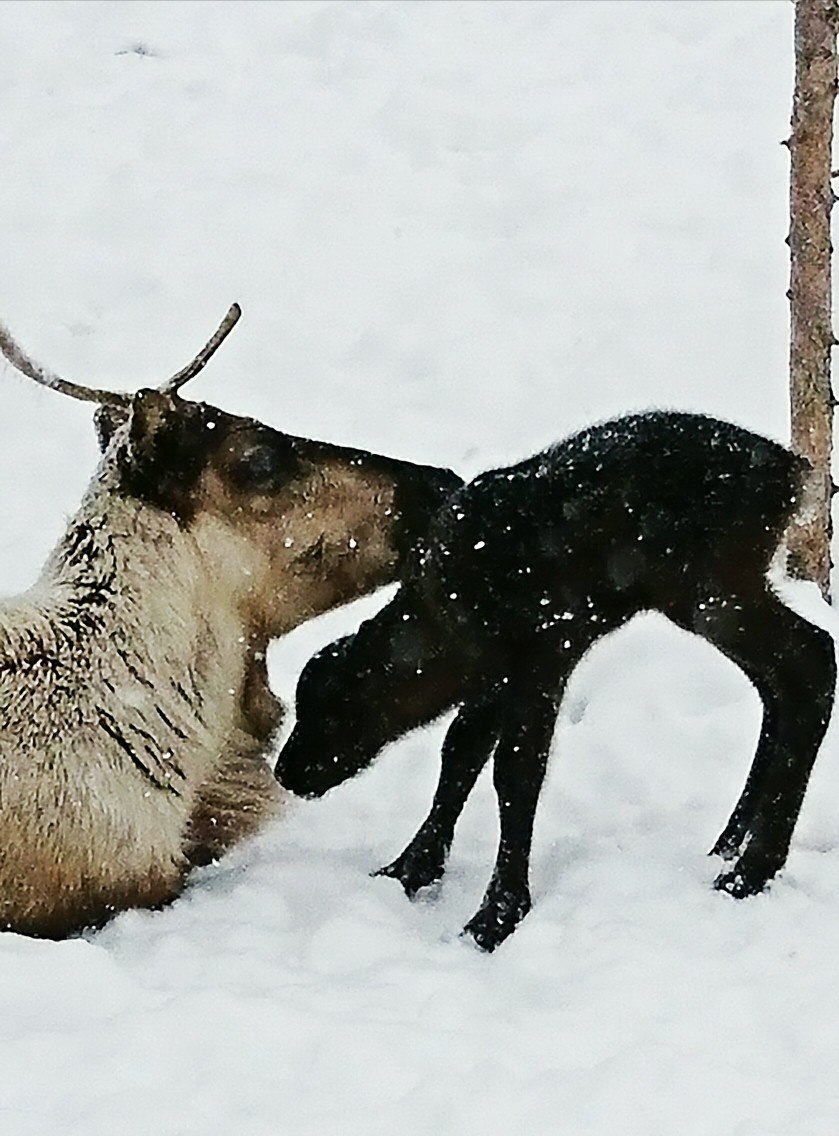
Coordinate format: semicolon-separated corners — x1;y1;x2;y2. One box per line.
788;0;839;599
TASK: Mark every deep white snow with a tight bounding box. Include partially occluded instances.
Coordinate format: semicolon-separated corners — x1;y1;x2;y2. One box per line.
1;2;838;1134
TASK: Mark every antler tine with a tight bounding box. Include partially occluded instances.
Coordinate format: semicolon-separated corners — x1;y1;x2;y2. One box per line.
0;322;131;408
160;303;242;395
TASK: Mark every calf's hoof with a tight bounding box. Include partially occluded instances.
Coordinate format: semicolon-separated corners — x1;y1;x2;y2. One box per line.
713;856;779;899
462;889;531;953
374;845;446;899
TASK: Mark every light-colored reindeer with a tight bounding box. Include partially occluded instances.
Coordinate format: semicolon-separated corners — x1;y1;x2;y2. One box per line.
0;306;460;937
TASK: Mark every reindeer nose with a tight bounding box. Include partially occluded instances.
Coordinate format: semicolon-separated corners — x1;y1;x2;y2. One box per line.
392;464;463;557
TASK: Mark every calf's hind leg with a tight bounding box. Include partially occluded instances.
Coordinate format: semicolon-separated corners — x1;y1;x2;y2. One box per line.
672;588;835;896
376;693;502;896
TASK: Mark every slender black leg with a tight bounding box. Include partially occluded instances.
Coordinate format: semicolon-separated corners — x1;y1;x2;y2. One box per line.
670;589;835;894
710;680;779;862
376;695;502;896
463;684;560;952
717;601;835;897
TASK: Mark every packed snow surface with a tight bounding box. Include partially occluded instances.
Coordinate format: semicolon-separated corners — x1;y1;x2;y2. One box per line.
1;2;838;1133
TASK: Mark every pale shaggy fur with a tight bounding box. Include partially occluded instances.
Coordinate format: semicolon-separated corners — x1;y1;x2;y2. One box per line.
0;448;286;937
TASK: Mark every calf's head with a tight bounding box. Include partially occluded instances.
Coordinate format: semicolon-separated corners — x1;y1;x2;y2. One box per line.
275;587;468;797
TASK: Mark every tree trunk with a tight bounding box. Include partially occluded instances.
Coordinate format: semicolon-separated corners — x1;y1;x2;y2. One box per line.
788;0;839;599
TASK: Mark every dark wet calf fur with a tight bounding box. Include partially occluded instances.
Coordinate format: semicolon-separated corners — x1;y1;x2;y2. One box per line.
275;412;837;951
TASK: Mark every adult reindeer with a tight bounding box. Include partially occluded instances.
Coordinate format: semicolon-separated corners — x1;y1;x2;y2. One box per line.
0;305;460;937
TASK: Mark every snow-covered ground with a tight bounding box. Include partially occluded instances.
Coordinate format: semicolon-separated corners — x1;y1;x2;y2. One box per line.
1;2;837;1133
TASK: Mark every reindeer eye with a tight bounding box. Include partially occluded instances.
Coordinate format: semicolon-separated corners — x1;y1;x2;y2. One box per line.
230;443;295;488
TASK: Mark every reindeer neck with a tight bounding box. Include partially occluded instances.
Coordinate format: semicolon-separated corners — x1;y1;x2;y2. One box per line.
33;490;208;645
2;483;262;736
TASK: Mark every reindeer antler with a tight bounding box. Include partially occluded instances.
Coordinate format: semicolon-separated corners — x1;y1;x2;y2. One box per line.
160;302;241;395
0;303;242;407
0;323;131;408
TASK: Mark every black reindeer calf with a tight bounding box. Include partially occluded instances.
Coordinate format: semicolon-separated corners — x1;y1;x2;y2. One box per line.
275;412;837;951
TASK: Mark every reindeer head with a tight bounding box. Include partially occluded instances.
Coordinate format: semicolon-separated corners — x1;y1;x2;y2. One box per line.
0;306;462;639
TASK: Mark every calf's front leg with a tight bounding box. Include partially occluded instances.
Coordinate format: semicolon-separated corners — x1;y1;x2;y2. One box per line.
463;683;559;952
376;694;502;895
